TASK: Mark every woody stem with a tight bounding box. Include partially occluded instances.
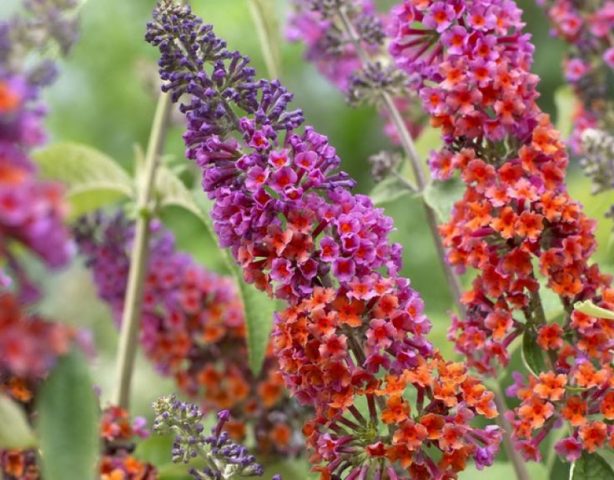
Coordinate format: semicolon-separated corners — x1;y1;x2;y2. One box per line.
113;92;172;409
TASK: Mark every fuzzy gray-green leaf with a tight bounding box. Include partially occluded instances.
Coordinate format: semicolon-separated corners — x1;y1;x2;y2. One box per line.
36;350;100;480
0;394;36;449
32;142;134;218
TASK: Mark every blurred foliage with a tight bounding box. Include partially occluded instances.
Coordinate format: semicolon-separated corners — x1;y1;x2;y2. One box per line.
1;0;611;478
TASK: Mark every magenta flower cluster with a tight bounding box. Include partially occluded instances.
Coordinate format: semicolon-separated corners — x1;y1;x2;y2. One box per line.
0;2;76;301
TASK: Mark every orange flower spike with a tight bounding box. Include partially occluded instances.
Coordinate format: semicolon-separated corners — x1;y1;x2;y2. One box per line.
492;206;518;239
333;296;364;328
531;121;560;155
270;423;292;449
484;309;513;341
537;323;564;350
393;419;428;451
515;211;544;242
574;362;608;388
600;391;614;420
438;424;465;451
405;359;433;388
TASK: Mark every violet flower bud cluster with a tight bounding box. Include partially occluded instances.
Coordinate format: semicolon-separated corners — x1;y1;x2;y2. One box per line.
153;395;270;480
286;0;426;146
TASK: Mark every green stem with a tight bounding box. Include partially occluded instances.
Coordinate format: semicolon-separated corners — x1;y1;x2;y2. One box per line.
493;387;531;480
112;92;172;409
336;7;465;317
248;0;280;79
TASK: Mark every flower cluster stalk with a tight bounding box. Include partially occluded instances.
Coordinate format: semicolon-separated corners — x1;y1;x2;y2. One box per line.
113;92;172;409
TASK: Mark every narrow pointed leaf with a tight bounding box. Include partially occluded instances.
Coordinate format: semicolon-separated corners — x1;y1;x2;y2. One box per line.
0;394;36;449
32;142;134;218
193;192;276;374
574;300;614;320
36;350;100;480
521;329;547;377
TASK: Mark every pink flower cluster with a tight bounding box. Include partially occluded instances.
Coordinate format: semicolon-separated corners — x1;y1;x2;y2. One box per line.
0;72;73;301
536;0;614;153
75;213;302;456
390;0;613;463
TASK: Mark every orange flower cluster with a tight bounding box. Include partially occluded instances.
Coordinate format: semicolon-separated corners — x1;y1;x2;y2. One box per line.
99;406;157;480
390;0;614;463
275;284;501;478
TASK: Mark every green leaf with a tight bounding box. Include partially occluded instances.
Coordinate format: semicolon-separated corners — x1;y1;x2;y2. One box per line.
423;177;465;222
32;142;134;218
369;175;413;206
460;461;548;479
36;350;100;480
570;452;614;480
414;125;442;160
193;192;276;374
235;272;276;374
248;0;281;79
554;85;575;140
521;329;547;377
574;300;614;320
262;458;318;479
154;166;208;224
0;394;36;449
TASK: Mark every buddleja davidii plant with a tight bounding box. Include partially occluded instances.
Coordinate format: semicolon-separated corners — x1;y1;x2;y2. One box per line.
388;0;614;477
286;0;427;144
147;2;503;478
73;211;305;459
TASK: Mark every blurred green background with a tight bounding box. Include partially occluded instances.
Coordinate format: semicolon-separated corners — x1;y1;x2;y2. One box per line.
1;0;612;478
